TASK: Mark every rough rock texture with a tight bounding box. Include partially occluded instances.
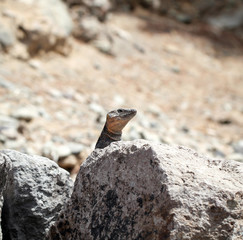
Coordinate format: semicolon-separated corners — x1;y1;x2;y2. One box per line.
0;152;12;240
47;140;243;240
1;150;73;240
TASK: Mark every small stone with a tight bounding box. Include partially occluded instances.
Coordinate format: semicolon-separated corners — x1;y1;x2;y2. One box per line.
0;115;19;129
11;106;40;121
208;147;225;158
1;128;18;140
125;126;142;141
42;142;59;162
140;130;161;143
133;43;145;54
175;13;192;24
223;103;232;111
55;111;68;121
28;59;42;69
113;95;125;105
76;17;102;42
89;102;105;114
181;126;190;133
93;37;113;55
49;89;63;98
171;66;181;74
42;142;73;162
58;155;78;169
0;20;15;50
93;62;101;70
146;105;161;117
232;140;243;154
67;142;84;155
4;138;27;151
0;77;16;89
56;145;72;158
9;43;29;60
228;153;243;163
137;113;151;128
207;7;243;30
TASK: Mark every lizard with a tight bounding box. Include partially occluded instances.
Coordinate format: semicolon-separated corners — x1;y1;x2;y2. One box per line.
95;108;137;149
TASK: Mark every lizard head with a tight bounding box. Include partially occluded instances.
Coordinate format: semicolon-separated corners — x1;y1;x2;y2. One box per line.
106;108;137;134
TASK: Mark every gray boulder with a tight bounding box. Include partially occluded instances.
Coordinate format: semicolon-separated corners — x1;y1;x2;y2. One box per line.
0;152;12;240
1;150;73;240
47;140;243;240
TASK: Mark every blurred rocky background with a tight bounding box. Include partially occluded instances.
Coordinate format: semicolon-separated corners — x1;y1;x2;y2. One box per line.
0;0;242;179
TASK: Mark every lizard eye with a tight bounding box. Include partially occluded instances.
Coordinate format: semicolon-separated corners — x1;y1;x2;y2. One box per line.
117;109;123;113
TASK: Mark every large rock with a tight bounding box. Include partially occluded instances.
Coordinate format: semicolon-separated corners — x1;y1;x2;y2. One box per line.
1;150;73;240
47;140;243;239
0;0;73;56
0;151;12;240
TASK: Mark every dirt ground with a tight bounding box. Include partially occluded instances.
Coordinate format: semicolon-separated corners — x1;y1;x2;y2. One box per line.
0;9;243;172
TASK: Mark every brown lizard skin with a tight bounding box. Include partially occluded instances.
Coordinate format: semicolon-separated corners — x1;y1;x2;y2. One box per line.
95;109;137;149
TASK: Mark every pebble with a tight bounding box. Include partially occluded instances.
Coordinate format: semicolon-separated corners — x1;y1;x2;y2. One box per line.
170;66;181;74
140;130;161;143
48;89;63;98
55;145;72;158
0;128;18;140
67;142;84;155
78;16;102;41
89;102;105;115
41;140;84;163
0;115;19;128
0;21;15;49
175;13;192;24
0;76;16;89
127;126;143;141
93;37;112;55
4;137;26;150
228;153;243;163
113;95;125;106
232;140;243;154
55;111;68;121
93;62;101;70
208;147;225;158
11;106;40;121
42;142;59;162
58;155;78;169
28;60;42;70
137;113;151;128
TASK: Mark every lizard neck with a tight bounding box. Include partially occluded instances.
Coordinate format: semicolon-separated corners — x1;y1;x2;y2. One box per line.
103;125;121;141
95;125;121;149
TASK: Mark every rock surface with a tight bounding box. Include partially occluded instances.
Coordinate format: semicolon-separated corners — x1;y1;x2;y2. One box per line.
1;150;73;240
0;151;12;240
0;0;73;56
47;140;243;240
